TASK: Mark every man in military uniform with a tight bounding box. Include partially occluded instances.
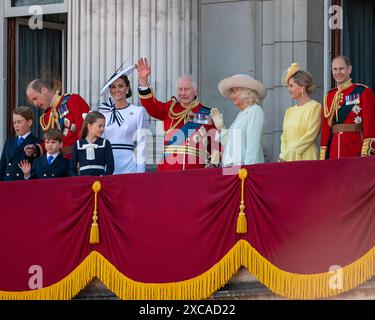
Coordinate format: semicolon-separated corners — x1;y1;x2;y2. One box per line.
135;58;220;171
25;79;90;159
320;56;375;159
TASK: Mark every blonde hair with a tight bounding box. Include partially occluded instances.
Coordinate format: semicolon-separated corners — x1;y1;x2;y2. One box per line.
232;88;260;105
290;70;316;95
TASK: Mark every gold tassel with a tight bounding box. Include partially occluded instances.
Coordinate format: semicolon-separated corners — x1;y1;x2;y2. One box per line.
237;169;248;234
237;212;247;234
90;181;102;245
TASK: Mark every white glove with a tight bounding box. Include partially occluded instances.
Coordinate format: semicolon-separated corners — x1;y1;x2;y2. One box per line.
210;108;225;132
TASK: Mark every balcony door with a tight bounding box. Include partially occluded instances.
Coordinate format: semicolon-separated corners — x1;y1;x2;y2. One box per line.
7;14;66;138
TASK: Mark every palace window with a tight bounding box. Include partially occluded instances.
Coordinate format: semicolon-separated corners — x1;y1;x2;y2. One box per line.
5;0;67;17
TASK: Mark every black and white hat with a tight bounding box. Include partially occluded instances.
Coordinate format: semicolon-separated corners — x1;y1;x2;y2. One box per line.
100;65;136;96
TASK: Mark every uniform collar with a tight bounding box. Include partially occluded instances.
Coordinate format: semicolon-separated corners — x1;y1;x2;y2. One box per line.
181;97;200;109
50;91;62;109
337;79;353;91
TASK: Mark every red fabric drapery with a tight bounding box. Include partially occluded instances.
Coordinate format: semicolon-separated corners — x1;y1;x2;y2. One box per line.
0;157;374;299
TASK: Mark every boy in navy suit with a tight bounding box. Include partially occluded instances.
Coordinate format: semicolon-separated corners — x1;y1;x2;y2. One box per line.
19;129;69;180
0;107;41;181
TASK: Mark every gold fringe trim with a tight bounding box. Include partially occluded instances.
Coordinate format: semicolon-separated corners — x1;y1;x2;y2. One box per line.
0;244;243;300
0;242;374;300
0;253;97;300
97;245;243;300
240;240;375;300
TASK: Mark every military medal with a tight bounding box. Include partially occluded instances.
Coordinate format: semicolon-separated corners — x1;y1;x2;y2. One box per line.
354;116;363;125
354;95;361;106
64;118;71;128
352;105;362;115
71;124;77;133
63;128;69;136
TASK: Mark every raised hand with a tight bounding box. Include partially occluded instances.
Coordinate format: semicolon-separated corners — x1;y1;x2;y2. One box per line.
210;108;225;132
135;58;151;87
19;160;31;177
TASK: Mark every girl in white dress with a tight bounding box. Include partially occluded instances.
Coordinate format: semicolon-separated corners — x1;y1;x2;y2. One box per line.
99;69;148;174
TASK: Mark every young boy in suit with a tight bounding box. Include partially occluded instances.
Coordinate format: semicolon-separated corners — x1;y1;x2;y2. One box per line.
19;129;69;180
0;107;41;181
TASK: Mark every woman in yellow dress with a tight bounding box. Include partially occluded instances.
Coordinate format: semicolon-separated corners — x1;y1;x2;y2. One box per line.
279;63;322;161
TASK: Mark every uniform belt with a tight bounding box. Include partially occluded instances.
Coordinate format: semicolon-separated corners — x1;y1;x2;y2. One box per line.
332;124;363;134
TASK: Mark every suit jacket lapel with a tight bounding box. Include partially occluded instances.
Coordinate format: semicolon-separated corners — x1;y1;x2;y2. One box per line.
8;137;24;162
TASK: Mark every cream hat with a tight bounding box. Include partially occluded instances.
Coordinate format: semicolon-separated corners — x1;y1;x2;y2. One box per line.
218;74;267;101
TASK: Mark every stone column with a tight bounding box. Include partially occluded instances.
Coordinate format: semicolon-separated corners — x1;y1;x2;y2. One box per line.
67;0;199;108
261;0;324;162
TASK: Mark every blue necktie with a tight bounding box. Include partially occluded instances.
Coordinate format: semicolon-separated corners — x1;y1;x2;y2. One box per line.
47;155;54;165
17;137;24;146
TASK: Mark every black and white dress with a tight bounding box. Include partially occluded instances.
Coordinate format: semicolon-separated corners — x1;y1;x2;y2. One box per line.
99;98;148;174
70;137;115;176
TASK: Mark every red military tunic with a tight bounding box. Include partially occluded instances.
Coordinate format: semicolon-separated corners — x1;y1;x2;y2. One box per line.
139;88;220;171
320;80;375;159
37;93;90;159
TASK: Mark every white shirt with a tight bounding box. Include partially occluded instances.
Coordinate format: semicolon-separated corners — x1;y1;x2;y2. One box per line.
218;104;265;167
18;131;31;142
46;152;60;164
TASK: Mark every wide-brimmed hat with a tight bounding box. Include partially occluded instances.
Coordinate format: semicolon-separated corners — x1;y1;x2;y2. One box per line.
218;74;267;101
101;65;135;96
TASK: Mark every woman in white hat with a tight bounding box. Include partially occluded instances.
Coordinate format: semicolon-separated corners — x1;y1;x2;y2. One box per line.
279;63;322;162
211;74;266;167
99;66;148;174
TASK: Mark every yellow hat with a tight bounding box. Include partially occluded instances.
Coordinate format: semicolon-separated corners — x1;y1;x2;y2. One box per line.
282;63;300;86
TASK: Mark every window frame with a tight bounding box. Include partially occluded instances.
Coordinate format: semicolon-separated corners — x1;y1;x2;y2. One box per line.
4;0;67;18
15;17;67;107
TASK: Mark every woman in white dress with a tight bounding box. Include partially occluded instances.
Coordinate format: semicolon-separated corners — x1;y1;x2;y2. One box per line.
211;74;267;167
99;67;148;174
